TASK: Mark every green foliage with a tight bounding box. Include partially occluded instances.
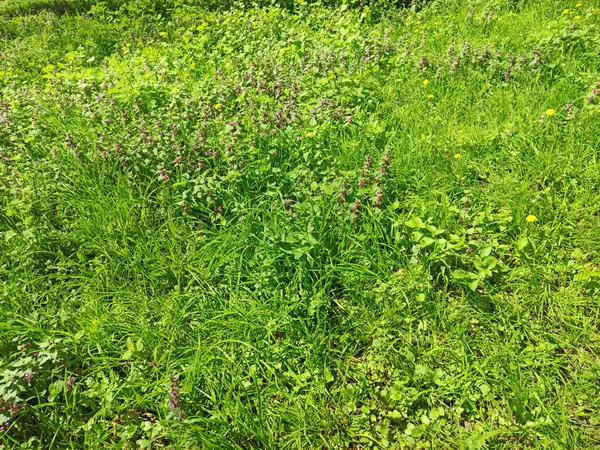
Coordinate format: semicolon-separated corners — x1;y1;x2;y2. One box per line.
1;0;600;448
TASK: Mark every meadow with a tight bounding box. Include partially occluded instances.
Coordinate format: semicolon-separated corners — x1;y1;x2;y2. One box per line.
1;0;600;448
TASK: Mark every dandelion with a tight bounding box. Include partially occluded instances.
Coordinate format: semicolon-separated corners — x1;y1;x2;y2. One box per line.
526;214;538;223
423;79;430;86
545;108;556;116
496;293;504;299
545;186;551;192
305;132;314;137
562;8;569;14
428;94;434;99
574;15;581;19
214;103;222;110
454;153;461;159
575;3;582;6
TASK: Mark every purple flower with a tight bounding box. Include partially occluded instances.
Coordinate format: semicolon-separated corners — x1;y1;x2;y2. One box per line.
66;376;76;391
24;371;33;383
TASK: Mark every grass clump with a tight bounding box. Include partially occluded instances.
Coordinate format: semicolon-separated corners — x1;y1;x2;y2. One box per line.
1;0;600;448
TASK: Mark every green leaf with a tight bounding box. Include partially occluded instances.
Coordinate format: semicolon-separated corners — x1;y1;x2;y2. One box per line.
516;235;529;250
480;246;492;258
421;237;435;247
405;216;425;228
479;383;491;396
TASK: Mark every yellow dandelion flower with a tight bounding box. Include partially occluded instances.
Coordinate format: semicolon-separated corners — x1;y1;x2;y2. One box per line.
496;293;504;299
562;8;569;14
453;153;461;159
575;15;581;19
214;103;222;110
576;3;582;6
423;79;430;86
545;108;556;116
305;132;314;138
428;94;434;99
526;214;538;223
545;186;551;192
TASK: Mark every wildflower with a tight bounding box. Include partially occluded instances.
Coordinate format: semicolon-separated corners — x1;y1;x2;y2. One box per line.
545;108;556;116
373;193;383;207
24;371;33;383
526;214;538;223
66;376;76;391
305;132;313;137
423;79;430;86
576;3;582;6
574;15;581;19
338;189;348;204
545;186;551;192
565;100;574;119
562;8;569;14
454;153;462;159
382;152;391;166
428;94;434;99
496;293;504;299
214;103;222;110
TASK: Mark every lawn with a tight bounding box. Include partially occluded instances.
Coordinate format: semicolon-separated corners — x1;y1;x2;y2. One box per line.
1;0;600;448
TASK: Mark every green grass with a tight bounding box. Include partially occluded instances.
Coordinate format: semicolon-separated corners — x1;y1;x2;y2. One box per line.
1;0;600;448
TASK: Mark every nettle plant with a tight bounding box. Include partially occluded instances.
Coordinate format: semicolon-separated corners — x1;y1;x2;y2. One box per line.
0;335;66;434
392;201;515;294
